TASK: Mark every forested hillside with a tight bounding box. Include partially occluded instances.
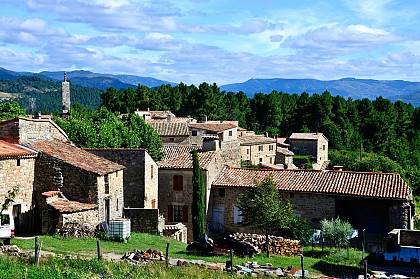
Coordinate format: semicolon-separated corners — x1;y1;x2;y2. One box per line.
100;83;420;195
0;76;102;112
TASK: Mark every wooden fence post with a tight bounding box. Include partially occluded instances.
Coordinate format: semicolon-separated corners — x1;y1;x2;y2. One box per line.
97;239;102;260
165;243;170;268
34;236;40;265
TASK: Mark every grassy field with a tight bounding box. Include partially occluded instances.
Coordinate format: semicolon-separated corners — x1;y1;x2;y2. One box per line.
9;232;367;278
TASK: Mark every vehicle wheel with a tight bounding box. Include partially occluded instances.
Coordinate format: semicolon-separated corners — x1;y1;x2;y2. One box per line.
3;239;10;245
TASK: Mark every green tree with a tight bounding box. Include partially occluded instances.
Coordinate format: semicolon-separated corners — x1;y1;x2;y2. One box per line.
237;176;292;257
0;102;26;120
191;150;206;241
321;217;354;250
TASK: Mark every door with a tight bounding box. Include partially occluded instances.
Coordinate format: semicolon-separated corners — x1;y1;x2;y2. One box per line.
211;207;224;234
104;199;110;223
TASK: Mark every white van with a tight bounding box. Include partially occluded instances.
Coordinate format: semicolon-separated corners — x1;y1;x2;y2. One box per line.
0;211;14;245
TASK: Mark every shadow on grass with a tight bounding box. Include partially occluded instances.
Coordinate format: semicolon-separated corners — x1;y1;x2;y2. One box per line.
311;260;363;277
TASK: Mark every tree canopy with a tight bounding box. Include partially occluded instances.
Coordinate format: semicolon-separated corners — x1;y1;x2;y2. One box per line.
191;149;206;241
237;176;292;257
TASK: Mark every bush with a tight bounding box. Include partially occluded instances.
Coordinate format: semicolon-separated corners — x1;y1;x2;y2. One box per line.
321;217;353;250
276;216;313;244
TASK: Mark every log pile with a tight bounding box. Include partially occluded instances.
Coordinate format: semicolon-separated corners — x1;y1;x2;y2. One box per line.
121;248;164;264
230;233;302;256
58;222;97;239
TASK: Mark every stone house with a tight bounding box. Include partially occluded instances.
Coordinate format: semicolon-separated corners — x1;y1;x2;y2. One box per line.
210;167;413;239
29;140;125;234
148;118;192;145
158;143;228;242
0;140;38;234
0;116;68;144
288;133;329;169
238;132;277;166
85;148;162;234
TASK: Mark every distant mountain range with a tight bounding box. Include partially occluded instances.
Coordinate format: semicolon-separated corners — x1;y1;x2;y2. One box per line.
1;67;419;107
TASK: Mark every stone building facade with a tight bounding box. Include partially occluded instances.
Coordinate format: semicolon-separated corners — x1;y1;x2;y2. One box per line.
30;140;125;234
238;133;277;165
211;167;414;238
85;148;158;209
0;140;38;234
0;116;68;144
288;133;328;168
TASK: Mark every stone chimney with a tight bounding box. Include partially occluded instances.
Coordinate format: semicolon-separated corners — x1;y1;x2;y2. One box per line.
62;71;70;117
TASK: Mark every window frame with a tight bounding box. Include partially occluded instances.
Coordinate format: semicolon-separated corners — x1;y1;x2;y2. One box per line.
173;175;183;191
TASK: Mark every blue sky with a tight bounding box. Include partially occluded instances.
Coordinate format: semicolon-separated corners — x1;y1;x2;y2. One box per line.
1;0;420;85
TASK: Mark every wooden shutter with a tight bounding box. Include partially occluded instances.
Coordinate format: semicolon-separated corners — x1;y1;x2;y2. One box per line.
183;205;188;222
167;205;173;222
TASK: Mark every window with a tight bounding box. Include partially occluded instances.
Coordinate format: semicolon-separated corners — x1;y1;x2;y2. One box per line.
151;165;154;178
104;175;109;194
246;149;249;154
151;199;156;209
269;145;274;151
192;130;198;136
323;145;326;151
16;159;20;166
170;137;175;142
219;188;225;197
173;175;183;191
234;206;243;224
168;205;188;222
116;199;119;211
229;130;233;136
258;145;263;152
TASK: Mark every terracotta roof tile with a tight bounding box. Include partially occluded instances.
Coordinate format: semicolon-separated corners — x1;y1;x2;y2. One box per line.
239;135;276;145
159;145;218;170
49;199;97;213
30;140;125;176
289;133;327;141
148;122;189;136
189;123;236;133
0;140;37;159
212;167;411;200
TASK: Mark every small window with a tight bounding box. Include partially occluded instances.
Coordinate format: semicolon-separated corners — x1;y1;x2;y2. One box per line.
116;199;119;211
219;188;225;197
16;159;21;166
229;130;233;136
234;206;242;224
269;145;274;151
173;175;183;191
173;205;188;222
104;175;109;194
170;137;175;142
258;146;263;152
246;149;249;154
259;158;262;162
151;199;156;209
323;145;326;151
192;130;198;136
151;165;154;178
289;193;294;198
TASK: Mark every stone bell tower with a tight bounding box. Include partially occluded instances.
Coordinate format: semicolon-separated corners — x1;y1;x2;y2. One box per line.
62;71;70;117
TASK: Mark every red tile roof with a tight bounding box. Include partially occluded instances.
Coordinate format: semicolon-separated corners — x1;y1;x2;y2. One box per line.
189;123;236;133
159;145;218;170
49;199;97;213
212;167;411;200
239;134;276;145
289;133;328;141
148;122;190;136
0;140;37;159
30;140;125;176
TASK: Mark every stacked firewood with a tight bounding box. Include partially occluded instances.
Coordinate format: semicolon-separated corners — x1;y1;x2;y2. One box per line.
58;222;97;238
230;233;302;256
121;248;164;264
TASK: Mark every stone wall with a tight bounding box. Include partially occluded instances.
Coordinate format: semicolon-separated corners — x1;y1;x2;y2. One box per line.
241;142;276;165
289;137;328;165
61;210;99;229
18;118;68;144
33;153;123;232
124;208;160;234
389;201;412;230
209;187;336;235
86;149;158;209
0;157;36;234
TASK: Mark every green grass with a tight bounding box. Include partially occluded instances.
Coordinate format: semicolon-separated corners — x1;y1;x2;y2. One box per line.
11;233;368;277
